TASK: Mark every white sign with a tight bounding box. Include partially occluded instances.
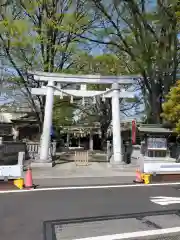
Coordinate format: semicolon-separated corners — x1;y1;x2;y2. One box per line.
150;196;180;205
144;162;180;173
147;137;167;150
0;165;22;178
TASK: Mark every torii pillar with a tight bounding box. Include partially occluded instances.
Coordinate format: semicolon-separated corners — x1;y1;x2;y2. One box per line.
111;82;122;164
39;81;54;162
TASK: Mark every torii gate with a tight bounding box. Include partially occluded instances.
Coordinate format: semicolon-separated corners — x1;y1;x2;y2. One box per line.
29;71;137;165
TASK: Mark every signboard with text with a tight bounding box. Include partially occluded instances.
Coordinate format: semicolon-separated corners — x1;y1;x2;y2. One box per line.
147;137;167;150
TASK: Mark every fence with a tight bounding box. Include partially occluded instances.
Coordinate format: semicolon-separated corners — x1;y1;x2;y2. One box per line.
140;141;168;158
74;150;89;166
26;140;57;161
0;138;57;165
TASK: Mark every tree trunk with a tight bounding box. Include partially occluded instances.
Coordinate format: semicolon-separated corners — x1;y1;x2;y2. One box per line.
147;79;163;124
99;121;111;150
151;95;162;123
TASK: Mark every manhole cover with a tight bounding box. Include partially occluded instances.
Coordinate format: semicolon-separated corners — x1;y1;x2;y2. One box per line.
135;234;180;240
43;210;180;240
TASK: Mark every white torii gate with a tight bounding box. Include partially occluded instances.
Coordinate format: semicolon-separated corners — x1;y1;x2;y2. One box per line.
29;71;137;165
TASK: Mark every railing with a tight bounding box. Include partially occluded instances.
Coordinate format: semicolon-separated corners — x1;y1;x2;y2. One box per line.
147;150;167;158
26;141;39;160
26;141;56;161
0;138;57;165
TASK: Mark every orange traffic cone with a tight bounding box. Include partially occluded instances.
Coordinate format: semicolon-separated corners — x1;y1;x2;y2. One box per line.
24;166;34;189
133;169;144;183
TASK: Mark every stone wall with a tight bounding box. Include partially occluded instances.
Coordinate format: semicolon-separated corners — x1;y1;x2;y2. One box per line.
0;141;26;165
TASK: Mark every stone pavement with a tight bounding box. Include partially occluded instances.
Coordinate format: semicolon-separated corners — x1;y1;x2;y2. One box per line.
26;161;137;187
30;162;136;179
33;176;135;187
25;148;140;187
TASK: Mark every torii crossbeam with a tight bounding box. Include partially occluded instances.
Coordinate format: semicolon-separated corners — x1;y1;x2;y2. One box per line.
28;71;137;165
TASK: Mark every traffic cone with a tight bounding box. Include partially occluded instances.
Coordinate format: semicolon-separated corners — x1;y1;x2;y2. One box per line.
133;169;144;183
24;166;34;189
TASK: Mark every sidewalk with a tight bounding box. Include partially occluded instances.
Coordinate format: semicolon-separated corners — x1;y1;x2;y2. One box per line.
25;148;141;187
27;161;137;187
33;176;135;188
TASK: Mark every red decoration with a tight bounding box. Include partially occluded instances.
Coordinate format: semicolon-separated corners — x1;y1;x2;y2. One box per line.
132;120;136;144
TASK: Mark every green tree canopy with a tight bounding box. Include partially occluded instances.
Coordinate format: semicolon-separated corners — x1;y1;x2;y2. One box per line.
0;0;96;130
162;80;180;133
53;97;76;128
66;53;140;147
85;0;179;123
1;0;178;135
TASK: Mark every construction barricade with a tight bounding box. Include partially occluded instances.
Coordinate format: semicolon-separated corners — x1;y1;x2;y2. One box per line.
74;150;89;166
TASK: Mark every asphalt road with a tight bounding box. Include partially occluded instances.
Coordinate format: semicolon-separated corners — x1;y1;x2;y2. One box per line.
34;176;135;187
1;184;180;240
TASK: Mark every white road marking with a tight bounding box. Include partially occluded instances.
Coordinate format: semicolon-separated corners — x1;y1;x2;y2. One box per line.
150;196;180;205
0;181;180;194
72;226;180;240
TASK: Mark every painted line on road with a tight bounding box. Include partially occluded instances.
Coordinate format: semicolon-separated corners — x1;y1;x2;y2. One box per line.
0;181;180;194
72;226;180;240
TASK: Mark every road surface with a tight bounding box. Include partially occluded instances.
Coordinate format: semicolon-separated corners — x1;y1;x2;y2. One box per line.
1;184;180;240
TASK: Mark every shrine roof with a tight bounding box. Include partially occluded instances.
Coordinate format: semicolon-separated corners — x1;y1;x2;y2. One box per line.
11;114;38;124
138;124;173;133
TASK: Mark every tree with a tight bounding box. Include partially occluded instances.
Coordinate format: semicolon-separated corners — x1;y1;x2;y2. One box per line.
67;53;141;148
53;97;75;128
83;0;179;123
0;0;97;131
162;80;180;133
176;0;180;24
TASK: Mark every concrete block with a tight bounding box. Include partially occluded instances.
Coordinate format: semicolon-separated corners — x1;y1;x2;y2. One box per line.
30;161;55;168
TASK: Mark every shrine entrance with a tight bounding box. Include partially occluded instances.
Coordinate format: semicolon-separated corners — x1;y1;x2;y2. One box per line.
28;71;137;165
